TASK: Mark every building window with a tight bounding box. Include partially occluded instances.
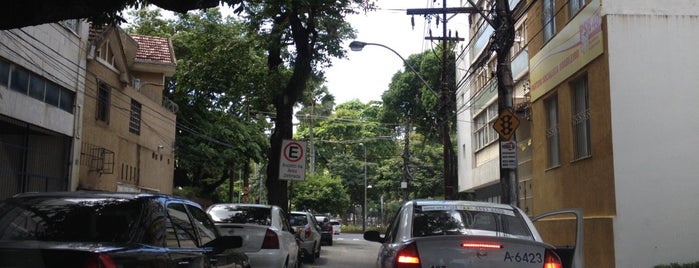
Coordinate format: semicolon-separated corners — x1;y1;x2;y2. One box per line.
129;99;141;134
28;74;46;101
545;96;560;167
569;0;585;18
60;19;80;33
3;61;74;113
97;82;111;122
10;66;29;93
45;81;60;106
512;20;527;55
59;89;74;113
473;103;499;150
571;76;591;159
97;42;115;67
0;59;9;87
542;0;556;42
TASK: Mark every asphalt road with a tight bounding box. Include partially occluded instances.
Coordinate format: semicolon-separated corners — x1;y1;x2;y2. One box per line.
302;233;380;268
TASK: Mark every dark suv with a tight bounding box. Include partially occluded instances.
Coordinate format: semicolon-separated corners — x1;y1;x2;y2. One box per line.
0;191;249;268
314;214;333;245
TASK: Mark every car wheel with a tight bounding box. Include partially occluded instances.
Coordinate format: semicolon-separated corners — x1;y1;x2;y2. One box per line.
328;239;333;246
286;256;299;268
305;242;317;263
315;243;321;258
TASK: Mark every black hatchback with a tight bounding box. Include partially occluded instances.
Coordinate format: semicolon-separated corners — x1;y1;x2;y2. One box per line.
0;191;250;268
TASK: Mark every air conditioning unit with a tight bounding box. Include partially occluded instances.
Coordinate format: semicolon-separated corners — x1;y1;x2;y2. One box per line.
87;44;95;60
132;78;141;91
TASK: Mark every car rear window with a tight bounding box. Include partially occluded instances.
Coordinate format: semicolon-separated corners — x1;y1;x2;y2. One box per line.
289;214;308;226
412;205;533;239
208;205;271;225
330;221;340;225
0;197;143;243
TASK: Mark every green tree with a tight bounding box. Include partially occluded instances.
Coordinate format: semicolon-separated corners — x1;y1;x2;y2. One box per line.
296;100;396;220
128;8;270;201
228;0;376;211
379;47;456;201
289;172;350;216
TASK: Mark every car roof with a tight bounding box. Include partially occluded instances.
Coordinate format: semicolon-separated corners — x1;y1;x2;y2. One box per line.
409;199;516;210
209;203;275;209
13;191;173;200
290;211;312;214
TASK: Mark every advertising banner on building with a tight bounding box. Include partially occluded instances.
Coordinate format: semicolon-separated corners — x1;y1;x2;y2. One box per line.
529;0;603;101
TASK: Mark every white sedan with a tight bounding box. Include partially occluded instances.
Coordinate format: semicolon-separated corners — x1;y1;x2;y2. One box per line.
364;200;582;268
207;203;300;268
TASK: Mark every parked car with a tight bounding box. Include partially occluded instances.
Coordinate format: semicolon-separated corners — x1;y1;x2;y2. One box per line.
207;203;300;268
0;191;250;268
314;214;333;245
364;200;576;268
329;219;342;235
289;211;322;263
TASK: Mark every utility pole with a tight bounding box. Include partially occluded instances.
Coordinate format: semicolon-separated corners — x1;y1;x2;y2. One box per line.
407;2;473;200
401;119;411;202
492;0;518;206
308;101;315;174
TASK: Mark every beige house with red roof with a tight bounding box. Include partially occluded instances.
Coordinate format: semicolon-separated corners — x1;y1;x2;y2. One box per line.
78;24;177;193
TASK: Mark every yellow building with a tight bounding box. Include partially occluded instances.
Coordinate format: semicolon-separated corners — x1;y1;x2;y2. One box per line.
79;25;177;193
460;0;699;266
527;0;699;266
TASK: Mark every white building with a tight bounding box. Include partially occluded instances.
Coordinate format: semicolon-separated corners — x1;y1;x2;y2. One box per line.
0;20;90;199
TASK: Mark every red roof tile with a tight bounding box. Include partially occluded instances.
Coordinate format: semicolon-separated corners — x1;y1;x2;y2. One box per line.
131;35;175;64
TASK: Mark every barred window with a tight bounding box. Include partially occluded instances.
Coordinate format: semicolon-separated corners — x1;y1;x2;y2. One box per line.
129;99;141;135
545;96;560;168
571;76;591;159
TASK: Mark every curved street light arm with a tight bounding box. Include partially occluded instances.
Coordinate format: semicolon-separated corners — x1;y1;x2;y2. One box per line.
349;41;437;96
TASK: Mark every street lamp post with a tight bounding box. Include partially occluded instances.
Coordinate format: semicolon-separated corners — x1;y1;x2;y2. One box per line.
359;142;367;232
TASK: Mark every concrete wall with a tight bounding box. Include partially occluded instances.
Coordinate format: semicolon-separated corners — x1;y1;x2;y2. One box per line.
605;4;699;266
456;50;475;192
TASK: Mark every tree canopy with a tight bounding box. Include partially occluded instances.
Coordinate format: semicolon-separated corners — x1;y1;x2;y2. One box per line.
127;8;270;201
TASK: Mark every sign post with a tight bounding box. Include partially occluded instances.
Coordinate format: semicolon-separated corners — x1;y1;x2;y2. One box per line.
279;139;307;181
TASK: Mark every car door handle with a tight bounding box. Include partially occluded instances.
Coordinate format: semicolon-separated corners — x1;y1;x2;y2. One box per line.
178;261;190;265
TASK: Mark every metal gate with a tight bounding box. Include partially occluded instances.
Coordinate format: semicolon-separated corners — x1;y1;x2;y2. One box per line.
0;115;71;200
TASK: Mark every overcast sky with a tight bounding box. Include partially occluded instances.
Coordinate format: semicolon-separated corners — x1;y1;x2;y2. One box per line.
324;0;470;105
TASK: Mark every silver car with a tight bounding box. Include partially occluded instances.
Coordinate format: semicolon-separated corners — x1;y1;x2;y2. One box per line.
364;200;569;268
289;211;322;263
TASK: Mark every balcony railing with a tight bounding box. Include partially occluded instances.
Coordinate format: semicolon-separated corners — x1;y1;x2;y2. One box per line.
162;97;179;114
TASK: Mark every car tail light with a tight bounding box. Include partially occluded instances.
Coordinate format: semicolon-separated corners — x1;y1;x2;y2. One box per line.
543;249;563;268
304;227;312;239
395;242;420;268
261;228;280;249
461;242;503;249
84;253;116;268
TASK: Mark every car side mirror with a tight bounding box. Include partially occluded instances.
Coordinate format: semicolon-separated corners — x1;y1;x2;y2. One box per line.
363;230;384;243
204;235;243;254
